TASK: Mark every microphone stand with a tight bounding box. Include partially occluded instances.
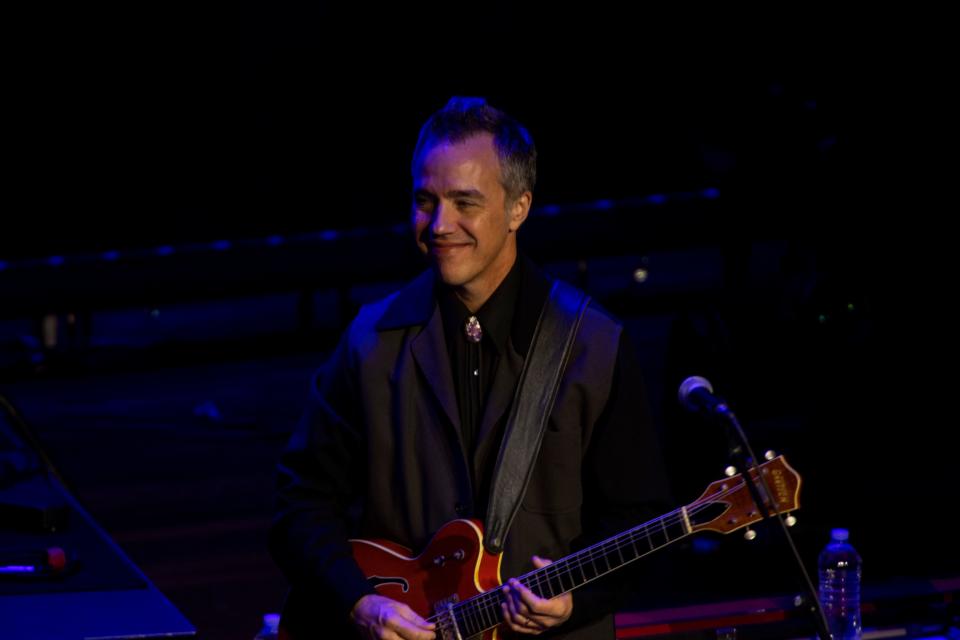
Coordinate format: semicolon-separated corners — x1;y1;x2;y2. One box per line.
710;401;833;640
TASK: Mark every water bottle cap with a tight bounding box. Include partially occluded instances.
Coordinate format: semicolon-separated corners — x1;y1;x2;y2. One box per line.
830;528;850;542
263;613;280;632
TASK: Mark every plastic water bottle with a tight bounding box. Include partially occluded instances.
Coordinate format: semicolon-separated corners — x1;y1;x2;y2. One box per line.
818;528;862;640
253;613;280;640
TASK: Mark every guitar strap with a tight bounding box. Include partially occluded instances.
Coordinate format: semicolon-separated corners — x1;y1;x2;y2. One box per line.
483;280;590;554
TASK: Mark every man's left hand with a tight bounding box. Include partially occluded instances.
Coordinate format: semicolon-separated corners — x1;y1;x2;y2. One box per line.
500;555;573;635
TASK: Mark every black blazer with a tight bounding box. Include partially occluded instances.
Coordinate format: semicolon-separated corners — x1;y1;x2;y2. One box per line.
270;257;671;639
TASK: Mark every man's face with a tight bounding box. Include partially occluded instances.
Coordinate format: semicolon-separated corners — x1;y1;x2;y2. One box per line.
412;133;528;294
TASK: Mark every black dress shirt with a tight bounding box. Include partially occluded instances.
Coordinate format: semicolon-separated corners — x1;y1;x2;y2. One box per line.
437;257;522;472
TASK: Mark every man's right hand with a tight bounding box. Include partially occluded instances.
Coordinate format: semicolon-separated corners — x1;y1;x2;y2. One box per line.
350;594;437;640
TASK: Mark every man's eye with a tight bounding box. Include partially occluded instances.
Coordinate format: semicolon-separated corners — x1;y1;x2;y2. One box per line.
457;201;477;209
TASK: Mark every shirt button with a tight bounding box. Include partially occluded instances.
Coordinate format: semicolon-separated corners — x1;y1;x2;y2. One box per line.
455;502;468;516
472;369;479;376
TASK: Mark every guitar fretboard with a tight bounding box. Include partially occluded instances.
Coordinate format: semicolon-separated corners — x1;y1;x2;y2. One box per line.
446;507;692;638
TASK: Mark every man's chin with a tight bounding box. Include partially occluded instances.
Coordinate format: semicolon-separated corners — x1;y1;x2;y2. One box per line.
433;263;471;288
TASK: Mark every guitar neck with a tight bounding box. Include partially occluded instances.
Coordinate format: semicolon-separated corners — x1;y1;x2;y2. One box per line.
447;506;693;637
523;506;691;600
424;456;801;638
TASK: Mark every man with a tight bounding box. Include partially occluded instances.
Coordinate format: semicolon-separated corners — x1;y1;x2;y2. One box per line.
270;97;671;639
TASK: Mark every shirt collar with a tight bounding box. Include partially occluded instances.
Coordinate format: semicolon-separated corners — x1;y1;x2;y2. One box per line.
375;252;552;359
436;257;522;355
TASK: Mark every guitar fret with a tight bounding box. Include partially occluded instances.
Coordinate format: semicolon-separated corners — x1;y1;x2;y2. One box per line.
557;563;570;592
527;577;540;600
550;566;562;594
617;533;633;562
544;575;556;598
566;562;577;589
462;603;479;637
648;519;667;548
469;601;479;632
541;576;553;600
454;609;468;638
545;569;559;595
568;560;580;589
477;597;491;631
474;602;485;635
487;593;500;628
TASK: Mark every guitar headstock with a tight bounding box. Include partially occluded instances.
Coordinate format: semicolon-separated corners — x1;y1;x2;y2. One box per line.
686;455;801;535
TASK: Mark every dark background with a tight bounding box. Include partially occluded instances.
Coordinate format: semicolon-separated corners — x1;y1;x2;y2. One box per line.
2;7;953;640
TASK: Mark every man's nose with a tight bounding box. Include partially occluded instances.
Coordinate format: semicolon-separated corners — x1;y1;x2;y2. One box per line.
431;201;456;235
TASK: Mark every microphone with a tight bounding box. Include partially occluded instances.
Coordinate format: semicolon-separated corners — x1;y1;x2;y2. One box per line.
677;376;732;416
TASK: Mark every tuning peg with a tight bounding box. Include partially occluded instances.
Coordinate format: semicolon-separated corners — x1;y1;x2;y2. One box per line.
743;528;757;541
724;465;737;477
784;515;797;527
764;450;776;461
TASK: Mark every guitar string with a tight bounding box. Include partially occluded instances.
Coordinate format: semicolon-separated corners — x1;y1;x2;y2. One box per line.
426;466;788;633
447;509;688;632
444;476;772;632
519;477;772;601
444;510;690;635
522;506;686;593
526;470;777;593
427;483;745;630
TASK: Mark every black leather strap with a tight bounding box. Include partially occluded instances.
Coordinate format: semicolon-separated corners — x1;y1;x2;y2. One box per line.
483;280;590;553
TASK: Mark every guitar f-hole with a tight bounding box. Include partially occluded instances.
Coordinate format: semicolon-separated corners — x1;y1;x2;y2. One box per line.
367;575;410;592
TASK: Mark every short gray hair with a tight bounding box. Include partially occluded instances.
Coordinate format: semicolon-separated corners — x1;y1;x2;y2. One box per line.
412;96;537;203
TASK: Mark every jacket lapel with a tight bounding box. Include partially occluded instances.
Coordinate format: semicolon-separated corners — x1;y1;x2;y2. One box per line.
377;268;462;437
410;306;461;436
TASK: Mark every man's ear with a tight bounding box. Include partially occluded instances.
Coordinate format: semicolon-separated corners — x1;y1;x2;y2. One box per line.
508;191;532;232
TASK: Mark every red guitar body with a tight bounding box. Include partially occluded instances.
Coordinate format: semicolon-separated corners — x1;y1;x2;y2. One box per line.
350;519;503;637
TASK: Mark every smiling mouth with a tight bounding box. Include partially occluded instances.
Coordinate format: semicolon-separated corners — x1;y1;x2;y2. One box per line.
429;242;471;255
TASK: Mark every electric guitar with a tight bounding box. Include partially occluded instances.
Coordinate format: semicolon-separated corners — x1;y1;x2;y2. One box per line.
346;455;802;640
